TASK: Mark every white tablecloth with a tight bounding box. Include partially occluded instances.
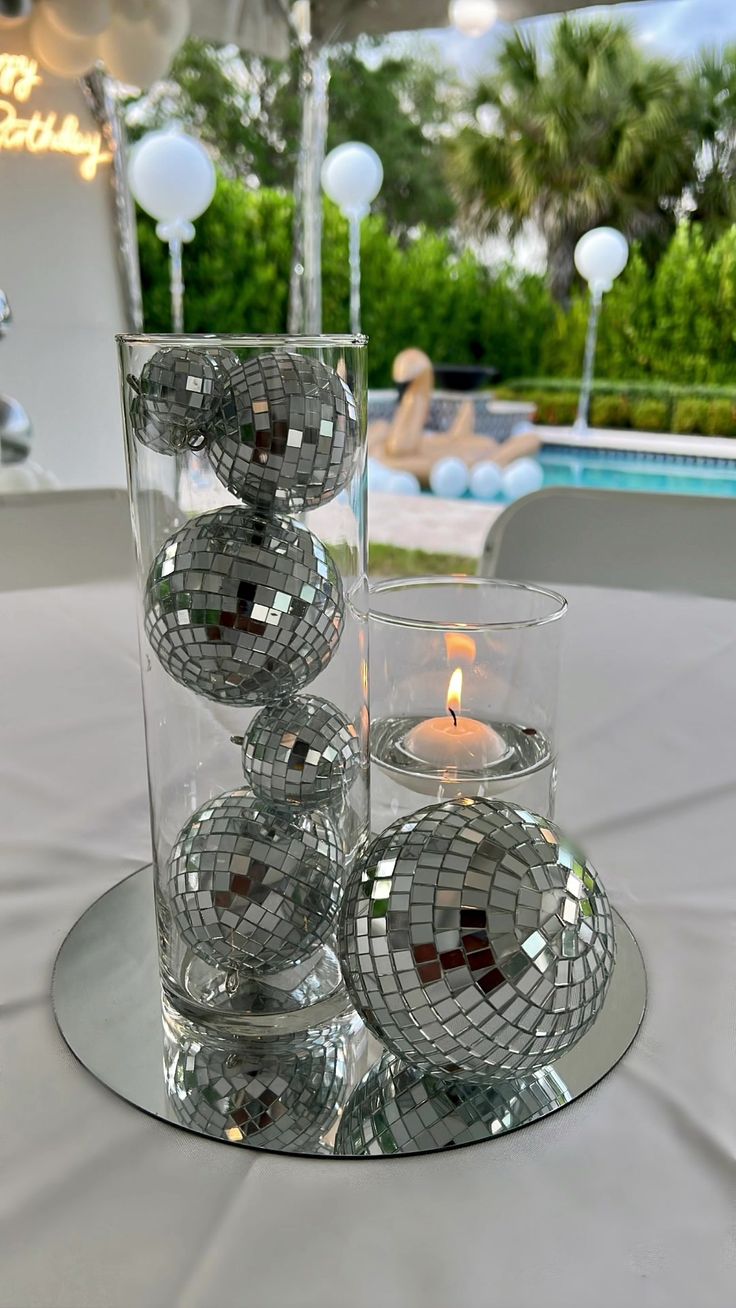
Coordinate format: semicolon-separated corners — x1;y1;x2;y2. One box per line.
1;580;734;1308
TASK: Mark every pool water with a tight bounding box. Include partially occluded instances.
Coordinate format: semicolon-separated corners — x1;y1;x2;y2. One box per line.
540;445;736;498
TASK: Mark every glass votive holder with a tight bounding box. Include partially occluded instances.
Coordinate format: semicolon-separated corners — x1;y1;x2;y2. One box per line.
369;577;567;830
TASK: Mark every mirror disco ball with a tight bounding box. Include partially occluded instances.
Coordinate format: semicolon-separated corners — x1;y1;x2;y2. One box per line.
338;797;616;1081
130;345;230;452
145;505;344;705
164;1016;353;1153
336;1052;571;1156
207;351;359;511
242;695;361;810
168;788;342;974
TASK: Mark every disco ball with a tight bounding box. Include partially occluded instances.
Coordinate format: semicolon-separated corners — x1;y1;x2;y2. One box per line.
168;787;342;974
338;797;616;1081
207;351;359;511
336;1052;571;1156
129;345;233;452
145;505;344;705
164;1015;353;1153
241;695;361;810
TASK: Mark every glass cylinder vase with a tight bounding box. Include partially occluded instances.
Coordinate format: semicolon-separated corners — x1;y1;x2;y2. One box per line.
369;577;566;831
118;333;369;1034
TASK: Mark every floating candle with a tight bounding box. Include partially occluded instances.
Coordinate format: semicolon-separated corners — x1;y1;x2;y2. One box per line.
404;668;506;770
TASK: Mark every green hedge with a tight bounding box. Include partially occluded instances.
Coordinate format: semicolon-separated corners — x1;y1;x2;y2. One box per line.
496;379;736;436
540;225;736;388
137;177;553;387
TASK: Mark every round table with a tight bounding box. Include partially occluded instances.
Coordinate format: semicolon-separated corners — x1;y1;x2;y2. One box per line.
0;579;733;1308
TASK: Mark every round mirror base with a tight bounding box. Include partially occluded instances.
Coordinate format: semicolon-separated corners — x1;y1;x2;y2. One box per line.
52;867;646;1160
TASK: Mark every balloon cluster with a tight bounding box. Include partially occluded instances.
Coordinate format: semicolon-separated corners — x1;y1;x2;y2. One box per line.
368;452;544;503
29;0;190;87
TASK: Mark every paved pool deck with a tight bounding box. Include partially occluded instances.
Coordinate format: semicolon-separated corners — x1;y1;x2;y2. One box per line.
368;491;500;558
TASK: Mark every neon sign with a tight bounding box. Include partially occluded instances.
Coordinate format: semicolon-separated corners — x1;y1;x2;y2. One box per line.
0;53;110;180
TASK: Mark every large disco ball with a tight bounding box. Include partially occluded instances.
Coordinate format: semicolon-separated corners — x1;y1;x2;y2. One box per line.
167;788;342;974
207;351;359;511
241;695;361;810
338;797;616;1081
145;506;344;705
336;1052;571;1156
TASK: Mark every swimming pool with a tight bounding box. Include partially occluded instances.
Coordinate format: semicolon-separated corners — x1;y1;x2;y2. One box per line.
540;444;736;497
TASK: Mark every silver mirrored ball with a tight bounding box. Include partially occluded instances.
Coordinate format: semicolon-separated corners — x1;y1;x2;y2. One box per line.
130;346;233;453
208;351;359;511
241;695;361;809
145;505;344;705
168;788;343;974
336;1052;571;1156
164;1016;352;1153
338;797;616;1081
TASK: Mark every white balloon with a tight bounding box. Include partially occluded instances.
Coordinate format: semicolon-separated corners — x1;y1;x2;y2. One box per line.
429;457;469;499
99;15;175;88
129;129;215;223
30;4;98;77
574;227;629;295
44;0;111;39
367;457;392;492
449;0;498;38
386;470;421;497
321;142;383;218
502;458;544;502
150;0;190;45
469;460;503;501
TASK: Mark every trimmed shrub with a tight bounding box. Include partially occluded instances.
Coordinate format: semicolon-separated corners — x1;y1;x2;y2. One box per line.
590;394;631;429
672;398;711;434
532;392;579;425
702;399;736;437
628;398;670;433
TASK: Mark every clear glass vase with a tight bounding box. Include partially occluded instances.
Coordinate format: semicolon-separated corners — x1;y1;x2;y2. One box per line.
118;333;369;1034
369;577;567;831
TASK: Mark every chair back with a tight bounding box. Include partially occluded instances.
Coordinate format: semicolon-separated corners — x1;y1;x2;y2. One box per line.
0;488;135;592
478;486;736;600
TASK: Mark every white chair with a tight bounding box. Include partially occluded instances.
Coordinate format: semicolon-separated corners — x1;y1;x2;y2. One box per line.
0;488;135;592
478;487;736;600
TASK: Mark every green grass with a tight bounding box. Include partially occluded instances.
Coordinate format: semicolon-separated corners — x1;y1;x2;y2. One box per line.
369;544;475;576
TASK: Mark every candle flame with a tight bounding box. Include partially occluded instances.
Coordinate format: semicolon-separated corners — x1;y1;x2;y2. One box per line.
444;632;476;664
447;667;463;717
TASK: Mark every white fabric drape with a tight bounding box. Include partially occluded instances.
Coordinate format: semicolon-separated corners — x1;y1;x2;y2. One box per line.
1;580;733;1308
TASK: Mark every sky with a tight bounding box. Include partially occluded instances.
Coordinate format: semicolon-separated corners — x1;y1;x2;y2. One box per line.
426;1;736;74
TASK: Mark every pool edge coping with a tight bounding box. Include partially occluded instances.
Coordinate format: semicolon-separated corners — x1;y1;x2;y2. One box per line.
535;425;736;460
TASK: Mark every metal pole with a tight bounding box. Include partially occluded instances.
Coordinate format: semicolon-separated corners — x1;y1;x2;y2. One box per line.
348;212;362;335
574;287;603;433
168;237;184;333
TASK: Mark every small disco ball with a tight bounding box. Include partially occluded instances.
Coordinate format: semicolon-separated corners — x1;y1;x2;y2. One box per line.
241;695;361;810
168;787;342;974
164;1015;352;1153
129;345;233;453
338;797;616;1081
145;505;344;705
336;1052;570;1157
207;351;359;511
129;391;173;455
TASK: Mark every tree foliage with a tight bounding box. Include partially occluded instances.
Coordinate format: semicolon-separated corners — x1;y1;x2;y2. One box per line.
126;38;459;234
449;18;700;300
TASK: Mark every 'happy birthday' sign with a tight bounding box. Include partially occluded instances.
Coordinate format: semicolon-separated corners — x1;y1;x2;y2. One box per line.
0;53;110;180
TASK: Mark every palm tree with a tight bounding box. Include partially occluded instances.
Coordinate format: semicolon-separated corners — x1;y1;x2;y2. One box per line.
690;47;736;235
448;18;699;301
